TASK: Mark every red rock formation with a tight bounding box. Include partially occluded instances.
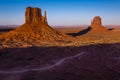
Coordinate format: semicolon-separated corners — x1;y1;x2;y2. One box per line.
25;7;32;23
89;16;109;32
41;10;48;24
0;7;68;47
25;7;47;24
91;16;102;27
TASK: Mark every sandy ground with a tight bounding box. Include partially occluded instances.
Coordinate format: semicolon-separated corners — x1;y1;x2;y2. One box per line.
1;26;120;48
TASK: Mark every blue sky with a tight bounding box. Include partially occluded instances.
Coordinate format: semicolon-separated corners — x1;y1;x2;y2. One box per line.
0;0;120;26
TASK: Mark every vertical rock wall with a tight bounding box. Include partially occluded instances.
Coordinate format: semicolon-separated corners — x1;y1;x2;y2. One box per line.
25;7;47;24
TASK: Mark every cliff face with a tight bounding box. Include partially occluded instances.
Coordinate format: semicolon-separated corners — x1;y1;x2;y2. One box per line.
25;7;47;24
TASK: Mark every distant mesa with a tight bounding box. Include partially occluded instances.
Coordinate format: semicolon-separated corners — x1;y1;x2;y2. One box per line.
68;16;109;37
0;7;67;47
78;16;109;34
89;16;109;33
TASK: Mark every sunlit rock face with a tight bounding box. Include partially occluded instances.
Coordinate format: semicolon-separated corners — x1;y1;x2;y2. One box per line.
89;16;108;32
0;7;67;48
25;7;47;24
91;16;102;27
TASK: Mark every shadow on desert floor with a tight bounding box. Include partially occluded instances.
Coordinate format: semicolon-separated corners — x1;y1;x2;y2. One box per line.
67;27;91;37
0;43;120;80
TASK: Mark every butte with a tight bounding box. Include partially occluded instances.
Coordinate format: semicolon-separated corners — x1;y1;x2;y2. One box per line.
88;16;109;33
69;16;109;37
0;7;68;47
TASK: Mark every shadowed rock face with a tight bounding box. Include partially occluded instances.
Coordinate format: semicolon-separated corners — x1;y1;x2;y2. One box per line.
25;7;47;24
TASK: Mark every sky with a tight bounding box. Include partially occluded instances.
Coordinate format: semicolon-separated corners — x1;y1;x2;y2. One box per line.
0;0;120;26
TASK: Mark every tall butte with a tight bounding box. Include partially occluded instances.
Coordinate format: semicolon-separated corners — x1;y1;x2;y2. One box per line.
89;16;109;33
0;7;67;47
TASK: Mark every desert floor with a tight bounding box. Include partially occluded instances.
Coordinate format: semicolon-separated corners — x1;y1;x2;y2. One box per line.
0;26;120;80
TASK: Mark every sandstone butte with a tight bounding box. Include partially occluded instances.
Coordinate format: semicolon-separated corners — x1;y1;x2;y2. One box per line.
0;7;68;47
88;16;109;33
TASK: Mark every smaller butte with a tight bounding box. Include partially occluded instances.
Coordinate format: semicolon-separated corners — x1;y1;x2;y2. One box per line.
89;16;109;33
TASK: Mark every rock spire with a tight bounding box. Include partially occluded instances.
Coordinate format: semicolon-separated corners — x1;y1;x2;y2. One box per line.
41;10;48;24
